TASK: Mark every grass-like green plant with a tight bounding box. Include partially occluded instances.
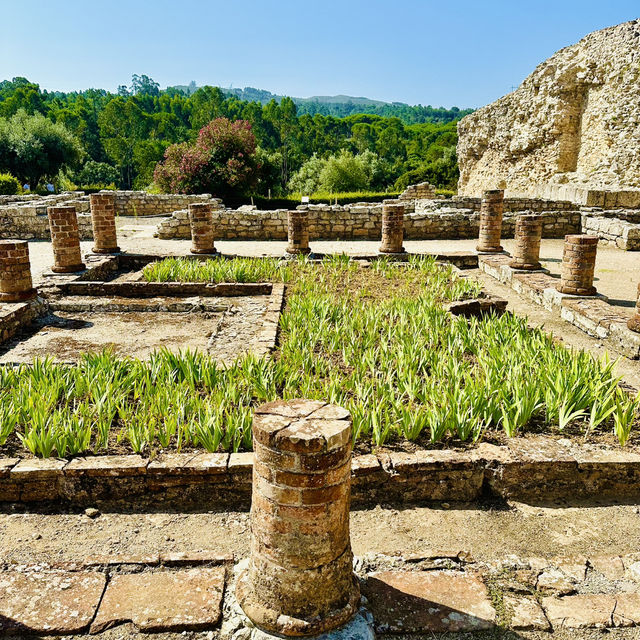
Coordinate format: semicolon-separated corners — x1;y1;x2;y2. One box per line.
0;256;636;457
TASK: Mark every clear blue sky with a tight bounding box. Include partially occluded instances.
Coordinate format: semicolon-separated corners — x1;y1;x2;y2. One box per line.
1;0;638;109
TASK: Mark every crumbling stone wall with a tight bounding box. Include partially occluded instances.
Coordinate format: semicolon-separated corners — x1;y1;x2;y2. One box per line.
457;19;640;203
110;191;216;216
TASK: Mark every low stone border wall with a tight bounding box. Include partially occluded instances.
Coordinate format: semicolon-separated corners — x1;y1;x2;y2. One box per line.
581;213;640;250
1;436;638;507
479;253;640;358
0;297;46;342
156;205;582;241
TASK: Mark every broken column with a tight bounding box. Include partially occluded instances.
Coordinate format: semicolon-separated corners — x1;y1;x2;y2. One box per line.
0;240;37;302
476;189;504;253
628;284;640;332
557;234;598;296
47;205;86;273
189;203;217;254
509;213;543;270
286;208;311;255
236;399;360;636
379;200;405;254
90;192;120;254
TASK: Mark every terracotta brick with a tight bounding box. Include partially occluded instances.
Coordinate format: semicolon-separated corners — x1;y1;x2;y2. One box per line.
379;201;405;253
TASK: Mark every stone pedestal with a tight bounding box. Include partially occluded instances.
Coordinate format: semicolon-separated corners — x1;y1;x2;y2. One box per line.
557;234;598;296
0;240;37;302
90;193;120;254
628;284;640;333
379;201;405;254
286;209;311;255
237;399;360;637
47;205;86;273
189;203;217;255
476;190;504;253
509;213;543;270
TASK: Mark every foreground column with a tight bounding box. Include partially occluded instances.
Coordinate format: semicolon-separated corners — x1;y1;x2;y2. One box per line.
286;209;311;256
47;205;86;273
509;213;543;270
189;203;217;254
237;399;360;636
557;234;598;296
476;189;504;253
0;240;37;302
379;200;405;254
628;284;640;332
90;193;120;254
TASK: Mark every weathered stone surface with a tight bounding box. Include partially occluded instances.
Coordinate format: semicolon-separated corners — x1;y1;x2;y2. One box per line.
589;555;626;581
65;455;147;476
504;594;550;631
363;570;496;633
542;594;615;628
613;593;640;627
458;20;640;200
90;567;225;633
536;569;576;595
0;570;106;634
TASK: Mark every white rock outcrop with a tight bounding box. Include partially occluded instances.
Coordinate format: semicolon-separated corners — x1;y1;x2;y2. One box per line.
457;20;640;202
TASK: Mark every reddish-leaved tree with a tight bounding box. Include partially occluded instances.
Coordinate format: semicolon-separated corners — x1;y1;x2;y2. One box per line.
154;118;259;196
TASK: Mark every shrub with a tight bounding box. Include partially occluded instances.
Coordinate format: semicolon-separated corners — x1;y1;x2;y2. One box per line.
75;161;119;187
0;172;20;195
154;117;259;197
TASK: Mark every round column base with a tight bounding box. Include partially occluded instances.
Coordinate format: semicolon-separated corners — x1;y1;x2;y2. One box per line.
378;247;405;255
476;245;504;254
236;570;361;638
51;263;86;274
556;284;597;296
285;247;311;256
0;288;37;302
628;316;640;333
91;247;120;255
190;248;219;256
508;260;542;270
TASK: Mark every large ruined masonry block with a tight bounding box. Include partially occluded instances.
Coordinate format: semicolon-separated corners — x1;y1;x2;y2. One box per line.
457;20;640;203
237;399;360;636
0;240;36;302
47;205;85;273
379;201;405;254
90;193;119;254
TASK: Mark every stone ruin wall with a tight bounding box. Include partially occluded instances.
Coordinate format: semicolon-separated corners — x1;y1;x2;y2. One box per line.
457;20;640;206
155;198;582;241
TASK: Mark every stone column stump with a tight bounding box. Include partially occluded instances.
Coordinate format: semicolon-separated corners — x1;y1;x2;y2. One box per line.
557;234;598;296
90;193;120;254
189;203;217;255
0;240;37;302
509;213;543;270
379;200;405;254
237;399;360;636
628;283;640;332
47;205;86;273
286;209;311;256
476;189;504;253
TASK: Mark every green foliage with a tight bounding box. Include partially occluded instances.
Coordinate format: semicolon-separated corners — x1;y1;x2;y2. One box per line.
74;160;119;186
0;171;20;195
0;109;83;189
0;257;634;457
0;76;467;193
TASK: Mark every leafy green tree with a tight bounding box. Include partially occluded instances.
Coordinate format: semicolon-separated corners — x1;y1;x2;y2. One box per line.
0;110;82;188
74;160;119;186
319;151;368;192
287;154;327;194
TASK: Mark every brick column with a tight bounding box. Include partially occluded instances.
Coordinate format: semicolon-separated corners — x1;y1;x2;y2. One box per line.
476;189;504;253
509;213;543;270
628;284;640;332
0;240;37;302
286;209;311;255
379;200;405;254
90;193;120;254
237;399;360;636
189;203;217;254
47;206;85;273
557;234;598;296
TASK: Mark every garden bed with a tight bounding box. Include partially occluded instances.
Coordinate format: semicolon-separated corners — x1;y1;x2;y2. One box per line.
0;255;638;463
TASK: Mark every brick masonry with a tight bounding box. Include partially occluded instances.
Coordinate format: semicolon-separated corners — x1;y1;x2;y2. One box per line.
286;208;311;255
47;205;85;273
557;234;598;296
477;189;505;252
379;201;406;253
189;202;217;254
0;240;37;301
89;193;119;253
509;213;543;270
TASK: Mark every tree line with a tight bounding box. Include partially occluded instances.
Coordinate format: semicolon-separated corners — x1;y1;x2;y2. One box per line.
0;75;468;195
